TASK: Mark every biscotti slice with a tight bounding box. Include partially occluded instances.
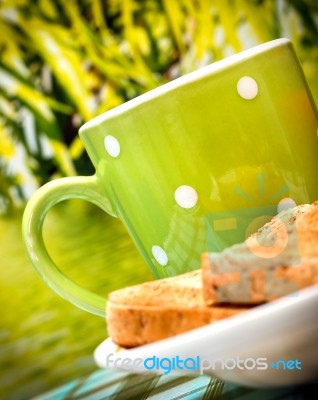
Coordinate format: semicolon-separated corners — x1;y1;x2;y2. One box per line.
107;270;251;348
202;202;318;305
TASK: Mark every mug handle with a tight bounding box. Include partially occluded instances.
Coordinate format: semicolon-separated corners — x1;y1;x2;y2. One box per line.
22;175;116;318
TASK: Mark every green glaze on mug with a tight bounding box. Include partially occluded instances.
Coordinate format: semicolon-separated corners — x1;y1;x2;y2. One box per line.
22;39;318;317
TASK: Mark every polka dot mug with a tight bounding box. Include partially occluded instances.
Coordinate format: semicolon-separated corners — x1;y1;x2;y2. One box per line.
22;39;318;317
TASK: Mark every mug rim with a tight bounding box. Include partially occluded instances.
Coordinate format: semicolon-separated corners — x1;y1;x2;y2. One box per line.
79;38;291;135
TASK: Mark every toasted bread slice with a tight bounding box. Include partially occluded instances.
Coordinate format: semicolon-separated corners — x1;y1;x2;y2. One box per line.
202;202;318;305
107;270;250;347
107;202;318;347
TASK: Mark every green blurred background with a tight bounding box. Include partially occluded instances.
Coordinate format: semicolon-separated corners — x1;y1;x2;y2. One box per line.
0;1;317;399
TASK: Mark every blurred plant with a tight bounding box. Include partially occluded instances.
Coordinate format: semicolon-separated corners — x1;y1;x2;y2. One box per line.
0;0;317;212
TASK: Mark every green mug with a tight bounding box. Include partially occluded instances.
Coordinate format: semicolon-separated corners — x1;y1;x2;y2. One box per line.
22;38;318;317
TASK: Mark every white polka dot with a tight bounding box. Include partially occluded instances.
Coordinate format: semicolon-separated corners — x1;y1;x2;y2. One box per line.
104;135;120;157
152;245;168;266
174;185;198;209
277;198;297;213
237;76;258;100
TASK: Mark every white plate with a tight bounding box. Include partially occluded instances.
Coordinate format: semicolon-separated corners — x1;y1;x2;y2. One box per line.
94;284;318;388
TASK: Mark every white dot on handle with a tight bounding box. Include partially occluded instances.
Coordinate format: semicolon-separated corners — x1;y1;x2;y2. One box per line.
152;245;168;266
277;198;297;213
175;185;198;209
104;135;120;158
237;76;258;100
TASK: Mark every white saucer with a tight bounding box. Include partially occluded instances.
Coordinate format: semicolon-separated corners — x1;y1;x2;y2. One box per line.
94;284;318;388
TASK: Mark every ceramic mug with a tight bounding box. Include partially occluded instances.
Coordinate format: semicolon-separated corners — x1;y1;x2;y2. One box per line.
22;38;318;317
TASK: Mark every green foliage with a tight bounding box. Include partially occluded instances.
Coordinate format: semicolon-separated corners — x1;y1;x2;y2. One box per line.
0;0;317;212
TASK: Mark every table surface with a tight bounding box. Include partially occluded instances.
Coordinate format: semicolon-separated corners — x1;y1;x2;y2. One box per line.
32;369;317;400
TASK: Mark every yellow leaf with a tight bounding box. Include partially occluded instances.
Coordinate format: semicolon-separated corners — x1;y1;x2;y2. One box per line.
0;123;15;158
162;0;186;53
21;19;94;121
49;139;77;176
0;67;55;122
214;0;242;53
